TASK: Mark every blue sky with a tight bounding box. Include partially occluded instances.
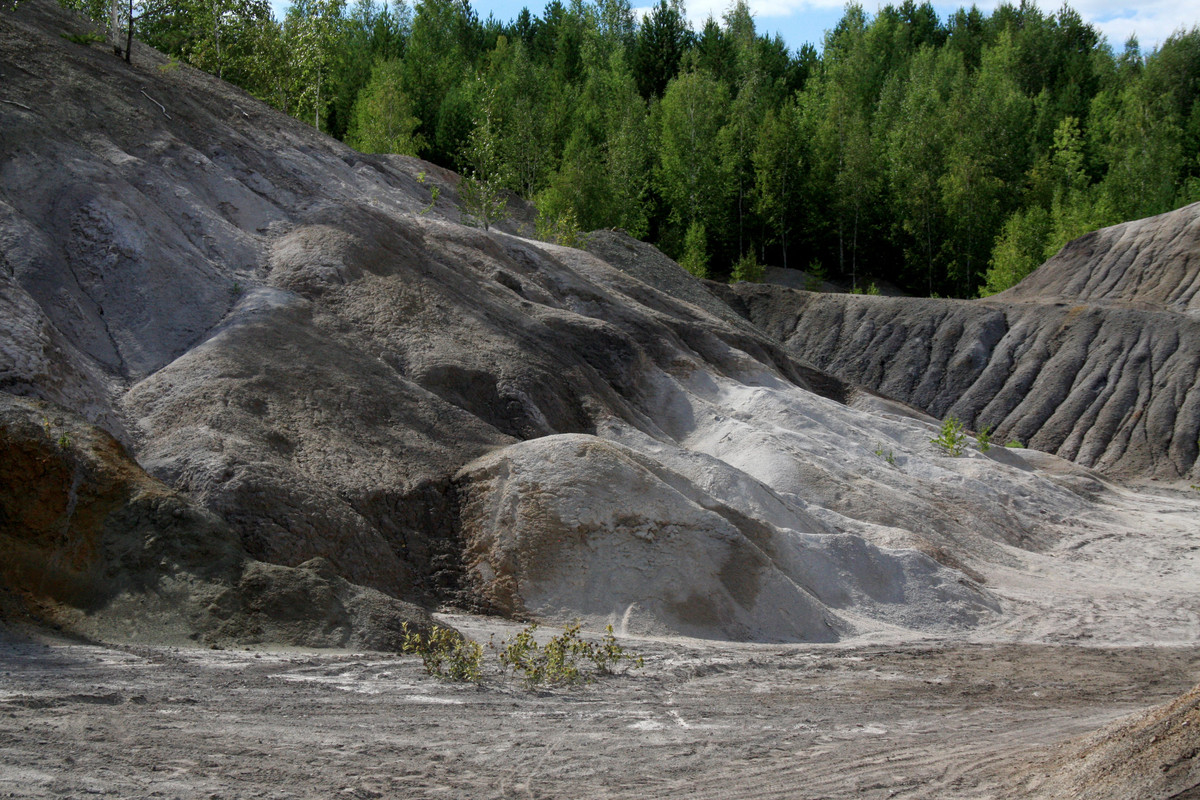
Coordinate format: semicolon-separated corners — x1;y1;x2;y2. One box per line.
272;0;1198;53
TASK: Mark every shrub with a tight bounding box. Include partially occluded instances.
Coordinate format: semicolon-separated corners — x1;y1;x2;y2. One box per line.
931;416;966;456
416;172;440;215
1005;439;1025;448
498;623;642;687
873;443;896;465
401;623;483;683
804;260;827;291
589;625;644;674
976;425;992;452
729;252;765;283
679;222;708;279
458;172;507;231
535;207;589;249
61;31;105;45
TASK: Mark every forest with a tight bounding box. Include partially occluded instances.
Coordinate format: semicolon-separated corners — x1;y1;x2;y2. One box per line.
61;0;1200;296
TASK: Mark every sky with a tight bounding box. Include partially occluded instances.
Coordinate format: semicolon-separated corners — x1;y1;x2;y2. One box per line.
271;0;1198;54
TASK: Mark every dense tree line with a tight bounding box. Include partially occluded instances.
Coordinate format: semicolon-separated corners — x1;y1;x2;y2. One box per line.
65;0;1200;296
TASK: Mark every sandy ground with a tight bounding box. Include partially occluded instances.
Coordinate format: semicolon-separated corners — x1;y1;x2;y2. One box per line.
1;617;1198;800
2;484;1198;799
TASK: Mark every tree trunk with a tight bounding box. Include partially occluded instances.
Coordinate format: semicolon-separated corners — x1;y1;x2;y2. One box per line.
124;0;132;63
108;0;120;55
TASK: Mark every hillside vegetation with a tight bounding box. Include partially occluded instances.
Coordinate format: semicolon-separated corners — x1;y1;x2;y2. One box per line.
55;0;1200;296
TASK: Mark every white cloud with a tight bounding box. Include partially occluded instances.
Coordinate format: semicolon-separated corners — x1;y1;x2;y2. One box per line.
667;0;1197;50
948;0;1197;49
1072;0;1198;49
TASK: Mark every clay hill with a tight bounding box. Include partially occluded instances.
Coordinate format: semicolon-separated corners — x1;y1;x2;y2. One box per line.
721;202;1200;482
5;1;1200;796
0;0;1196;645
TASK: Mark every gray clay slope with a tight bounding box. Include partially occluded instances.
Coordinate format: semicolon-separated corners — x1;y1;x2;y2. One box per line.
0;0;1175;645
719;203;1200;482
0;393;437;649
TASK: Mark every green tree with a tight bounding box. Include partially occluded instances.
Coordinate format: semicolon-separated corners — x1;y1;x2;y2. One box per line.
980;205;1052;295
884;45;960;293
345;57;424;154
633;0;687;99
283;0;347;132
404;0;476;160
940;31;1030;294
656;68;730;252
752;103;801;268
458;76;508;230
680;221;709;278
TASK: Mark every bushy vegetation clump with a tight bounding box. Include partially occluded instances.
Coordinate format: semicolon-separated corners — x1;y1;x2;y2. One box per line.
730;252;765;283
400;621;643;688
401;623;485;683
931;416;967;456
498;623;644;687
975;424;993;452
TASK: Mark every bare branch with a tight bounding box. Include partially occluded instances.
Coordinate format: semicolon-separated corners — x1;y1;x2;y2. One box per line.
0;98;32;111
140;89;171;120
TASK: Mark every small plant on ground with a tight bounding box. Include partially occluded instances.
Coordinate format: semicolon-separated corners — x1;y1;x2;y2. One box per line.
458;172;507;231
401;622;483;683
1005;439;1025;448
497;622;543;682
804;260;827;291
729;252;765;283
498;622;643;687
540;623;592;684
873;443;896;465
931;416;967;456
590;625;644;674
976;425;993;452
535;208;588;249
416;171;440;214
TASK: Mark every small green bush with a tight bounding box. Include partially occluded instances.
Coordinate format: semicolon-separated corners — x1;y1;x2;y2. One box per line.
589;625;645;674
416;171;440;215
535;208;588;249
679;222;709;279
873;443;896;465
401;623;483;683
976;425;993;452
931;416;966;456
1005;439;1025;449
729;252;765;283
804;260;827;291
458;172;507;231
498;623;642;687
